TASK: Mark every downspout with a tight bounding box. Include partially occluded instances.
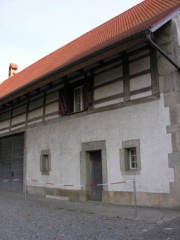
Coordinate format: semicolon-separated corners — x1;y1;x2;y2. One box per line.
146;31;180;73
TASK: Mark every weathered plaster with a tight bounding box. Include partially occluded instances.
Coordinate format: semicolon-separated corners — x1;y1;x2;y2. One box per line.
154;15;180;207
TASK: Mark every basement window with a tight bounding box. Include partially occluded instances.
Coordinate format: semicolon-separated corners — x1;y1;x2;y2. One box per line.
120;140;141;175
40;150;51;175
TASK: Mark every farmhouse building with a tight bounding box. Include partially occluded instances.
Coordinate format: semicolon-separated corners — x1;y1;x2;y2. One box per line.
0;0;180;208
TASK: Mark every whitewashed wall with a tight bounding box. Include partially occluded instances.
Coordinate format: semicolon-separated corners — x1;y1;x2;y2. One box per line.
173;14;180;45
26;93;173;194
0;47;152;135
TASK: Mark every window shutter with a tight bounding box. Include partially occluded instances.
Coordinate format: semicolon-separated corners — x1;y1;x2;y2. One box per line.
83;74;93;110
68;86;74;113
59;88;68;116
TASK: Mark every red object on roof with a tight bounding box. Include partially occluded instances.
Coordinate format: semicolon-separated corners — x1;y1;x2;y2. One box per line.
0;0;179;101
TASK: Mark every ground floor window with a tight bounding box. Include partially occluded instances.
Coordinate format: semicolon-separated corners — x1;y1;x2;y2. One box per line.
40;150;51;175
120;139;141;175
128;148;137;170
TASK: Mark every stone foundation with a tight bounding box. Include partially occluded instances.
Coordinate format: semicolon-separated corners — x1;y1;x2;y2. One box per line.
27;186;180;209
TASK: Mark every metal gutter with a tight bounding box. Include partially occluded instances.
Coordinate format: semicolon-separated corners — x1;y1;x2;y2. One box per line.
150;9;180;32
146;31;180;72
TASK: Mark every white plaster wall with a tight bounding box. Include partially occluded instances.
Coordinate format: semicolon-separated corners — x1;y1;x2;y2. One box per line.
26;93;173;194
27;119;42;126
11;114;26;125
28;108;43;120
129;56;150;75
0;119;10;129
94;66;122;86
129;49;149;61
45;102;59;114
11;124;25;131
45;114;59;121
94;98;124;108
0;129;9;134
46;91;59;104
94;81;123;100
173;14;180;45
130;73;151;91
130;90;152;100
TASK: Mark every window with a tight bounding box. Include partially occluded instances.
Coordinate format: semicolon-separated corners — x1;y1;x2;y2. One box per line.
128;148;137;170
40;150;51;175
74;86;84;112
120;140;141;175
58;75;93;116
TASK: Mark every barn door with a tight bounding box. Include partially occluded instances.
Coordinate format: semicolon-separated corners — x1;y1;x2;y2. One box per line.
89;151;103;201
11;134;24;190
0;137;12;190
0;133;24;191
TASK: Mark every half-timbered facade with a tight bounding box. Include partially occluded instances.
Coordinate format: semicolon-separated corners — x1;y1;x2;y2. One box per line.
0;0;180;208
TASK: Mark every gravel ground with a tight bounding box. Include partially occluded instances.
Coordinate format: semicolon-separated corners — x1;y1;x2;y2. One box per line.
0;191;179;240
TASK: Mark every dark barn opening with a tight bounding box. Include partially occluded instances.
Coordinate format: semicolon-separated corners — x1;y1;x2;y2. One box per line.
0;133;24;191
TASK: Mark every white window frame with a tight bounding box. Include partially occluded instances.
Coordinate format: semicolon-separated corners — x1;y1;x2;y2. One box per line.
128;148;137;170
74;86;84;112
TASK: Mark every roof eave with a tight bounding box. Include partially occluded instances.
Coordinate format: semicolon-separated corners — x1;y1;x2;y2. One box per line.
0;30;147;106
150;8;180;32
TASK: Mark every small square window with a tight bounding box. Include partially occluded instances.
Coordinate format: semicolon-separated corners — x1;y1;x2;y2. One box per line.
74;86;84;112
40;150;51;175
120;140;141;175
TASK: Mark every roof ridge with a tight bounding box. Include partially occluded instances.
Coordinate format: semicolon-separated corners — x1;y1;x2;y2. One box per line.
0;0;179;101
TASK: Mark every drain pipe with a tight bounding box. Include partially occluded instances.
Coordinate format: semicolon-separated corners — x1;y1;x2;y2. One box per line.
146;31;180;72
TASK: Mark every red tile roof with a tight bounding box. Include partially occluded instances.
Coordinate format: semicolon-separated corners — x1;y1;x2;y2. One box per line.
0;0;179;101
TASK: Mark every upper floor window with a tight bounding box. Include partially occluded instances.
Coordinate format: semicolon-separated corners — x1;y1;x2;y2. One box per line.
74;86;84;112
59;75;92;116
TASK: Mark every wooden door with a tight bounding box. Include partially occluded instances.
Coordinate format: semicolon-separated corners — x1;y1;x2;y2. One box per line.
89;151;103;201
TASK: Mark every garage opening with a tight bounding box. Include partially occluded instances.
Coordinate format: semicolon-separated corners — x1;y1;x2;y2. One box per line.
0;133;24;191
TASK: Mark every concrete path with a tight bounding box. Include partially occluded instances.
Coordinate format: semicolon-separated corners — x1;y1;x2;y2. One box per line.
1;190;180;223
24;193;180;223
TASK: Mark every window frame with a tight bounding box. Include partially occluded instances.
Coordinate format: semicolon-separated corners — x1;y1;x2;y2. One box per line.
73;85;84;113
128;147;137;170
40;150;51;175
120;140;141;175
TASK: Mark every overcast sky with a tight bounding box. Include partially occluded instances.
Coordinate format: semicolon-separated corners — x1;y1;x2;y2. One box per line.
0;0;143;83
